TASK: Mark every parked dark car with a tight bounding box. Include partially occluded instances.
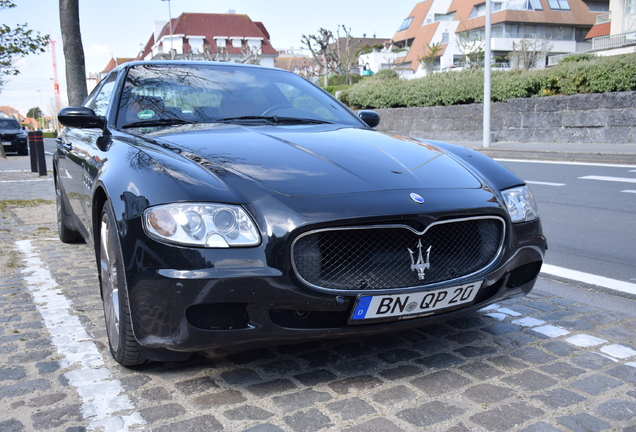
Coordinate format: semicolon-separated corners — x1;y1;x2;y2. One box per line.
0;118;28;155
55;61;546;366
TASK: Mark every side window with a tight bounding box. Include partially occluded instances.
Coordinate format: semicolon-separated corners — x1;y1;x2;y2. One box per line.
87;73;118;116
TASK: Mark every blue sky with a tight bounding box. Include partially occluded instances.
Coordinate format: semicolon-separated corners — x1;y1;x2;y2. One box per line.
1;0;408;116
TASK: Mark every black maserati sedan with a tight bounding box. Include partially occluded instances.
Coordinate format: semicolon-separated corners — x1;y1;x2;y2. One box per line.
55;61;546;366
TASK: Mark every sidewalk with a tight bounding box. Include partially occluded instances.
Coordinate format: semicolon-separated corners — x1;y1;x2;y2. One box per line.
450;141;636;165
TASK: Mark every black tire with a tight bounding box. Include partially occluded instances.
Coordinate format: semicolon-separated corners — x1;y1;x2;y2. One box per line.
55;176;83;243
99;201;146;366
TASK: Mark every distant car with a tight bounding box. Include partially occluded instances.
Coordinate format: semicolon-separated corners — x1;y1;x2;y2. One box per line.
55;61;546;366
0;118;28;155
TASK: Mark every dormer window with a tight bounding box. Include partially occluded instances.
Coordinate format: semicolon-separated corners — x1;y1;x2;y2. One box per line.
214;37;228;48
230;37;243;48
397;17;413;32
547;0;570;10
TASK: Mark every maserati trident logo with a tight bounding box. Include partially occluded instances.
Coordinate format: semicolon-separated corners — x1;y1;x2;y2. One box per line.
408;240;432;280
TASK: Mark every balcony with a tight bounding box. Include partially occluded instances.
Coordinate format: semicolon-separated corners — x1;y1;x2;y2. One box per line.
592;31;636;50
596;13;611;25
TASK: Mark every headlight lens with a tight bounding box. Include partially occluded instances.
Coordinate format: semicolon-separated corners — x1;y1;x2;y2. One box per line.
144;203;260;247
502;185;539;223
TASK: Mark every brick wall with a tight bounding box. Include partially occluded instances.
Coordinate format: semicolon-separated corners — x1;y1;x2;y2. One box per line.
373;91;636;144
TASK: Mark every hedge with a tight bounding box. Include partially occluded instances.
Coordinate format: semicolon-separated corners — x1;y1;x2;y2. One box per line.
343;53;636;109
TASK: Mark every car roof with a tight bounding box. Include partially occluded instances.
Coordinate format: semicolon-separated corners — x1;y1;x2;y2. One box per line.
111;60;285;74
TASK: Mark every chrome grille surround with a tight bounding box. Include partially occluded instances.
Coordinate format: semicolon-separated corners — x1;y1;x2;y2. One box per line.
291;216;506;295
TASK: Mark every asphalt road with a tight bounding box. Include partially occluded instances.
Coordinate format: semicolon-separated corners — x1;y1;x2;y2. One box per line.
500;159;636;290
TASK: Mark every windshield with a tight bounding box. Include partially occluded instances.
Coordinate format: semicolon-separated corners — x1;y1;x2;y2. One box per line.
0;119;21;130
117;64;363;129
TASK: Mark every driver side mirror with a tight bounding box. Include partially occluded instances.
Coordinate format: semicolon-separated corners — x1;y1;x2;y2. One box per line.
358;110;380;128
58;107;105;129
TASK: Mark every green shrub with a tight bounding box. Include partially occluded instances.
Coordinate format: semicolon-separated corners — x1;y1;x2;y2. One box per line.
342;53;636;109
327;74;364;86
42;131;58;138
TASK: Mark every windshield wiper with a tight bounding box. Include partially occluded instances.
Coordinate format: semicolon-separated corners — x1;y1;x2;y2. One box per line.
215;116;332;125
122;118;195;128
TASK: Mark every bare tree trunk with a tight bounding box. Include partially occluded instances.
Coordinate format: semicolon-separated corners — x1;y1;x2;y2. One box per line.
59;0;87;106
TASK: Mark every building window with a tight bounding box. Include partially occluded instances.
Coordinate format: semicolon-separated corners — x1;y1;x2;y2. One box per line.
547;0;571;10
628;0;636;14
470;2;503;18
586;1;609;12
441;32;449;44
434;12;456;21
506;0;542;10
397;17;413;32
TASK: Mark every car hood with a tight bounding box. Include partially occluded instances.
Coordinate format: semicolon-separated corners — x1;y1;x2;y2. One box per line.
142;124;482;198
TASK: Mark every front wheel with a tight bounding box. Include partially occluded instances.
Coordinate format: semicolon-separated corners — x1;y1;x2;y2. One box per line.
99;201;146;366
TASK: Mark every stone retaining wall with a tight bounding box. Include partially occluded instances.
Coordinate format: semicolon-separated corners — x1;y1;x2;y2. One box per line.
373;91;636;144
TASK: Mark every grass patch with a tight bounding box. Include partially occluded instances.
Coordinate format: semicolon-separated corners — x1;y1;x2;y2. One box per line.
0;199;54;212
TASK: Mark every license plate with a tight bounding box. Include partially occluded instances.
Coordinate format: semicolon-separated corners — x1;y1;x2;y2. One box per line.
350;281;482;324
1;141;10;146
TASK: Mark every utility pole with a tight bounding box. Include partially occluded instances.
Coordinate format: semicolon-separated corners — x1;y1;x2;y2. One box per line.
482;0;492;148
49;37;62;120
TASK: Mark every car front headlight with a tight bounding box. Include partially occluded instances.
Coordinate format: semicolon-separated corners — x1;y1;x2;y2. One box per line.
17;132;27;138
501;185;539;223
144;203;260;248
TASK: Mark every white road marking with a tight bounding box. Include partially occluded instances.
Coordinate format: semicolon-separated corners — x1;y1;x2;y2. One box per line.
622;190;636;194
565;334;608;347
512;317;546;327
525;180;566;186
579;175;636;184
0;169;32;173
15;239;144;431
495;159;636;168
601;344;636;359
531;325;570;338
541;264;636;296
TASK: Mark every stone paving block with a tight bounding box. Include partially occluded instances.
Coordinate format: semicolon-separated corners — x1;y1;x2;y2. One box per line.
412;338;451;353
600;326;636;340
565;334;608;347
174;376;218;395
518;422;564;432
371;385;416;405
224;405;274;421
220;368;262;385
0;366;25;381
151;415;224;432
570;352;616;369
454;345;498;358
334;357;379;375
502;370;558;391
416;353;464;369
600;344;636;359
0;378;49;399
227;348;276;365
463;383;517;403
482;323;520;335
377;348;421;363
335;342;374;358
410;370;471;396
557;413;611;432
396;401;465;427
276;341;321;355
328;375;383;395
342;417;405;432
583;311;630;325
542;340;577;357
272;388;332;411
26;392;67;407
192;389;246;407
297;350;339;368
379;365;422;381
0;419;23;432
571;374;622;395
139;403;187;423
247;378;296;397
594;398;636;422
261;360;302;376
244;424;285;432
539;362;586;379
284;408;332;432
458;361;504;380
446;330;488;344
469;401;544;432
555;319;596;331
493;333;536;349
605;364;636;384
531;388;586;409
489;355;527;370
293;369;337;386
30;403;83;430
326;397;376;420
512;347;558;364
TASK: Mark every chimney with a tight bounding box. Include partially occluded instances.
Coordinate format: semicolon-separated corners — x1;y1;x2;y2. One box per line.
228;9;236;14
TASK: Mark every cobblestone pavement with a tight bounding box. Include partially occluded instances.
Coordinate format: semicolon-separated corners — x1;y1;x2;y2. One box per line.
2;155;636;432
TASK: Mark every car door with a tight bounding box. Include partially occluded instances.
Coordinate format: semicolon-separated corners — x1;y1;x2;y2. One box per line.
56;72;119;237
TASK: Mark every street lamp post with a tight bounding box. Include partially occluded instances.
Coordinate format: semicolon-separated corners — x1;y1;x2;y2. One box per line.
162;0;174;55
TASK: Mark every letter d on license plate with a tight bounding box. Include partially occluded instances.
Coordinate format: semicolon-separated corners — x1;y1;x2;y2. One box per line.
350;281;482;323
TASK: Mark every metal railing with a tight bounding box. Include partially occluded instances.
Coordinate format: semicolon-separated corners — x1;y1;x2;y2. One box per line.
592;31;636;50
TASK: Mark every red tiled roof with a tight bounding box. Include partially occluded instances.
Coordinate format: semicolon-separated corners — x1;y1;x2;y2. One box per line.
585;22;610;40
142;13;277;58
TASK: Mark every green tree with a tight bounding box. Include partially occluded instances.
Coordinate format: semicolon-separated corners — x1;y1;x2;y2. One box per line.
26;106;42;119
0;0;49;92
418;41;444;74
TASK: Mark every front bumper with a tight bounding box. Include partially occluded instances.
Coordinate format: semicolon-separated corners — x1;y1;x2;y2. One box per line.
118;193;546;354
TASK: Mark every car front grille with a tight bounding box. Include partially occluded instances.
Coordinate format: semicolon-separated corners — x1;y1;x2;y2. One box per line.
292;216;505;293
